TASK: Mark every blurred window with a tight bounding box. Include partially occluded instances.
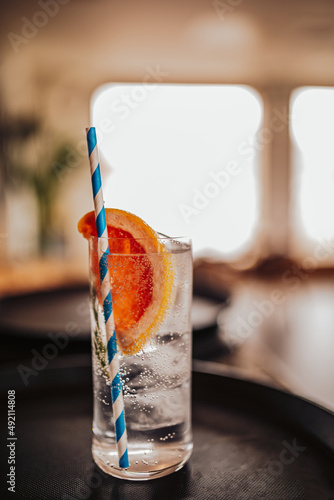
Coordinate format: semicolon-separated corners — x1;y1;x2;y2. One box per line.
91;84;262;259
291;87;334;261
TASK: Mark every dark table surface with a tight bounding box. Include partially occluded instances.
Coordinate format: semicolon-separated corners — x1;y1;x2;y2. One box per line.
1;281;334;499
1;357;334;500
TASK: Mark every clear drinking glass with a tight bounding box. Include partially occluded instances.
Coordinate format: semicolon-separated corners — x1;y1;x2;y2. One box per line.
88;235;193;480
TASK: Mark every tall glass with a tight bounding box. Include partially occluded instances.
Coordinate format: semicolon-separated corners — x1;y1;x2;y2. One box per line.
88;235;193;480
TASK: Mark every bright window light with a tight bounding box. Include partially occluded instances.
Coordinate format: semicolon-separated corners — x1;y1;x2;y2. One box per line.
91;84;262;258
291;87;334;251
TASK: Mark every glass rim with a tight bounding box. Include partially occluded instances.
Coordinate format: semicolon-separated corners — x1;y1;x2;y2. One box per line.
86;235;191;241
87;234;191;242
87;234;192;256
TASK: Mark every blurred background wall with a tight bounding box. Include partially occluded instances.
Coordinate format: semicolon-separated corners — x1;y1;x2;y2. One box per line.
1;0;334;292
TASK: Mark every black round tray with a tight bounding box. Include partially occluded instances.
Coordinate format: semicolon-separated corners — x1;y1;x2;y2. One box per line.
0;286;91;340
0;358;333;499
0;287;227;338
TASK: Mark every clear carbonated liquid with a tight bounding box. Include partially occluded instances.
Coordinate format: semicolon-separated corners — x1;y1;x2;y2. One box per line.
90;242;193;480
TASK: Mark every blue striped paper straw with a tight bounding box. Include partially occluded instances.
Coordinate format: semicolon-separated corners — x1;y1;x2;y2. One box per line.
86;127;129;469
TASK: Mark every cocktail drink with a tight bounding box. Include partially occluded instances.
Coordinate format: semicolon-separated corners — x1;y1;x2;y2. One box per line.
78;209;193;480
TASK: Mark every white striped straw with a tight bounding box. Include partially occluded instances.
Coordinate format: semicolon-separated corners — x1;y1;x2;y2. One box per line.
86;127;129;469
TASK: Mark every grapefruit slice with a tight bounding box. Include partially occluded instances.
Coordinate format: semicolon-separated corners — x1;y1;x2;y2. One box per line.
78;209;174;355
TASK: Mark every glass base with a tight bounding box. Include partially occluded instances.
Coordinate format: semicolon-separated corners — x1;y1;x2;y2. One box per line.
92;436;193;481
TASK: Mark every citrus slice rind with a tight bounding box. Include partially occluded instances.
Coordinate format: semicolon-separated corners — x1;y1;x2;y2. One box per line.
78;209;175;356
